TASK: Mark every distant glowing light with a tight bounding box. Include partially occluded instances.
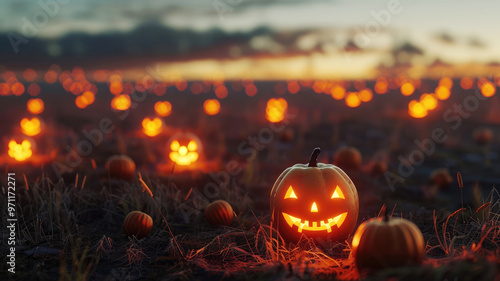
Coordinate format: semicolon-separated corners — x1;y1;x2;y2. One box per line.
480;81;496;97
142;117;163;137
27;98;44;114
331;86;346;100
109;81;123;95
215;85;228;99
154;101;172;117
287;80;300;94
408;100;428;118
400;82;415;96
345;92;361;108
11;82;25;96
245;84;257;96
111;95;131;111
460;77;473;90
20;118;41;136
439;77;453;89
266;98;287;123
8;140;33;161
204;99;220;115
420;93;438;110
435;86;451;100
358;88;373;102
23;69;37;82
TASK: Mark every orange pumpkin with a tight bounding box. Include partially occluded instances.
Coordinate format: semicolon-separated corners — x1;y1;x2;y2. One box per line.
105;155;136;181
205;200;233;226
122;211;153;239
352;216;424;273
270;147;359;244
334;146;362;170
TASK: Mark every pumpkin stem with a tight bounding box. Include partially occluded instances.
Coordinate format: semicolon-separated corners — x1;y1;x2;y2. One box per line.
308;147;321;167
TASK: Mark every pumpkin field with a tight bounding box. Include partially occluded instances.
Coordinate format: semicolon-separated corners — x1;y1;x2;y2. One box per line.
1;1;500;280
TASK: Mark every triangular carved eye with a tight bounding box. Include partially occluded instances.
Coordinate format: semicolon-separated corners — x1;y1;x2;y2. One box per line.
284;186;298;199
331;185;345;199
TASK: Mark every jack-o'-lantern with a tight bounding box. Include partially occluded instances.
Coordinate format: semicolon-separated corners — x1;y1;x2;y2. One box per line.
8;139;33;161
142;117;163;137
167;132;202;166
20;117;42;136
270;147;359;244
352;216;424;273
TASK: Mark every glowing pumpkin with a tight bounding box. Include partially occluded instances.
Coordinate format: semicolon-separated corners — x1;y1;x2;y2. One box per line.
105;155;136;182
168;132;202;166
205;200;233;226
20;117;42;136
142;117;163;137
8;140;33;161
270;148;359;244
122;211;153;239
111;95;131;111
266;98;287;123
352;216;424;273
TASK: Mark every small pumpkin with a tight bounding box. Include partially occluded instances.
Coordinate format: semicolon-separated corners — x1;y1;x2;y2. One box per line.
334;146;362;170
473;128;493;145
352;216;424;273
205;200;233;226
105;155;136;181
270;147;359;244
370;161;387;177
430;168;452;189
122;211;153;239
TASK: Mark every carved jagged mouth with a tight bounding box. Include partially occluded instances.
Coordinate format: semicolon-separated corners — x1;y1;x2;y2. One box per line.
282;212;348;233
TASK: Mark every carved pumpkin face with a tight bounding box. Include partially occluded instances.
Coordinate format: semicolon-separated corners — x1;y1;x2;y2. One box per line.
142;117;163;137
271;148;359;244
20;117;42;136
168;132;202;166
8;140;33;161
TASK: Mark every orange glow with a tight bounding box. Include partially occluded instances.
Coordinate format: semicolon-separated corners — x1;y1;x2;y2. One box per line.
175;80;188;91
169;140;199;166
23;69;37;82
420;93;438;110
190;82;203;95
215;85;228;99
439;77;453;89
111;95;131;111
400;82;415;96
142;117;163;137
331;86;346;100
435;86;451;100
44;70;58;84
374;79;388;94
70;82;84;95
81;91;95;105
93;70;109;82
266;98;287;123
109;81;123;95
245;84;257;96
8;140;33;161
287;80;300;94
0;83;10;96
153;83;167;96
20;118;41;136
345;92;361;108
460;77;474;90
408;100;428;118
11;82;25;96
358;88;373;102
75;95;88;109
154;101;172;117
480;81;496;97
204;99;221;115
27;83;40;96
27;98;44;114
354;80;366;91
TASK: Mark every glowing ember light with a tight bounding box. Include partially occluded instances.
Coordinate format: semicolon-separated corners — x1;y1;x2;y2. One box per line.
27;83;41;96
400;82;415;96
27;98;44;114
44;70;58;84
408;100;428;118
331;86;346;100
0;83;10;96
354;80;366;91
374;79;388;94
142;117;163;137
109;81;123;95
190;82;203;95
266;98;287;123
175;80;188;91
11;82;25;96
8;140;33;161
75;95;88;109
480;81;496;97
358;88;373;102
287;80;300;94
215;85;228;99
245;84;257;96
23;69;37;82
439;77;453;89
345;92;361;108
154;101;172;117
435;86;451;100
460;77;474;90
20;118;41;136
111;95;131;111
204;99;220;115
420;93;438;110
81;91;95;105
153;83;167;96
